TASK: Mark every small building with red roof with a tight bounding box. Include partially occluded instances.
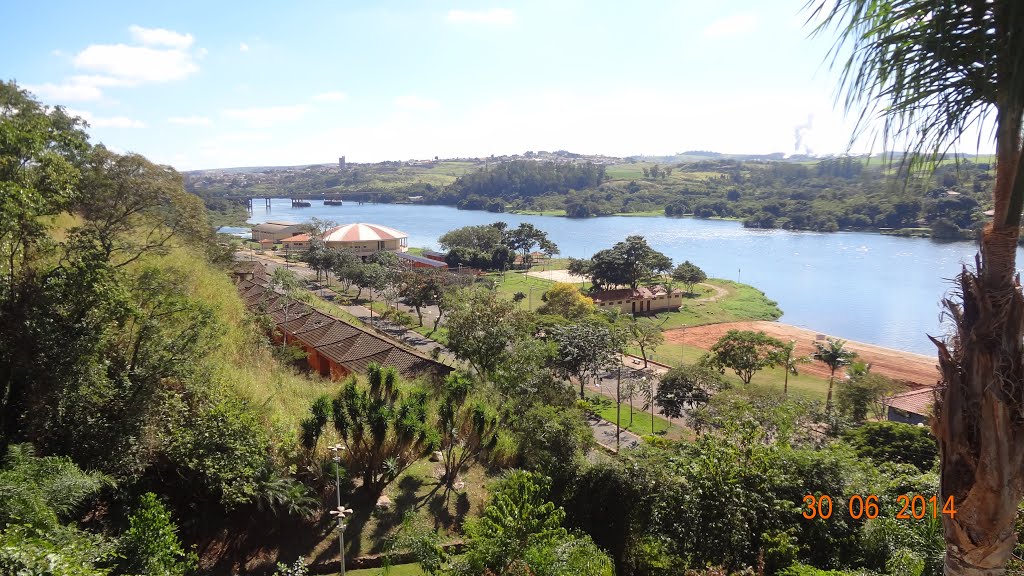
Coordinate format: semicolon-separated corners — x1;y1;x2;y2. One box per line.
281;233;311;250
590;285;683;315
886;387;936;426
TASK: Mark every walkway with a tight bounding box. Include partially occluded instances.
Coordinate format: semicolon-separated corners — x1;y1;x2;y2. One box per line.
235;251;456;362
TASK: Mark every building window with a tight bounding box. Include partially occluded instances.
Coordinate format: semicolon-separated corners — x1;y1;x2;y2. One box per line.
378;241;385;251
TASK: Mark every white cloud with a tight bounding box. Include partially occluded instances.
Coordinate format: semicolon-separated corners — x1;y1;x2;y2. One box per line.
129;25;194;49
25;80;104;102
66;108;146;129
25;74;135;103
393;95;440;111
221;104;310;127
74;43;199;83
239;42;249;52
447;8;516;24
168;115;211;126
312;91;347;102
703;12;758;38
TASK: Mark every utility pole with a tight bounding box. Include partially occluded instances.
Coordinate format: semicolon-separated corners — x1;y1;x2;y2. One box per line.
616;363;622;451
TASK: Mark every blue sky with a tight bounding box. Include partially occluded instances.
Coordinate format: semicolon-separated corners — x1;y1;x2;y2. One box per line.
3;1;911;169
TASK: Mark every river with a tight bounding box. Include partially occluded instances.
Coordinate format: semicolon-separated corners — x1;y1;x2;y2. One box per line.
242;200;1021;355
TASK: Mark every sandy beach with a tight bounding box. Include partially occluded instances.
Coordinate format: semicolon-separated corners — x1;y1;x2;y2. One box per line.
664;320;940;388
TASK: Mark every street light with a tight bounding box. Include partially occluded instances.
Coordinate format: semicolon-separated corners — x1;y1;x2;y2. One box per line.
330;504;354;576
328;444;345;509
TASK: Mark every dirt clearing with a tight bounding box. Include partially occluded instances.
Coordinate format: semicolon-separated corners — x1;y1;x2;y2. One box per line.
663;321;939;388
527;269;587;283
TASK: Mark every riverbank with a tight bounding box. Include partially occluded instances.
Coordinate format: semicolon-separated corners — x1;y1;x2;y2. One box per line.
663;320;938;388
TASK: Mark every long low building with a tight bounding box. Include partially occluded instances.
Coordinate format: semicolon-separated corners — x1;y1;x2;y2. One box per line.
236;279;451;381
590;285;683;315
251;221;304;242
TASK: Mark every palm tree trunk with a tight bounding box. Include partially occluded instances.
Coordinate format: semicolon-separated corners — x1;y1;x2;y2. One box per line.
931;102;1024;575
825;372;835;412
932;241;1024;576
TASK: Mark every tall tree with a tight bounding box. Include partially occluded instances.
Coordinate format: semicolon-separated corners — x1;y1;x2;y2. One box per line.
588;236;672;290
773;340;810;396
549;320;621;399
655;364;724;419
623;320;664;368
505;222;559;267
813;2;1024;569
400;268;449;326
707;330;787;385
445;286;528;380
436;372;500;502
671;261;707;295
811;338;857;413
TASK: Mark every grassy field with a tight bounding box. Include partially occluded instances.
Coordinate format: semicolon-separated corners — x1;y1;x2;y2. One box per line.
492;271;590;312
633;341;832;402
650;279;782;330
509;208;567;216
586;393;674;436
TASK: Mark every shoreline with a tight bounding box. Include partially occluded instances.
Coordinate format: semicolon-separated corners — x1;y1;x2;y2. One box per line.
663;320;939;388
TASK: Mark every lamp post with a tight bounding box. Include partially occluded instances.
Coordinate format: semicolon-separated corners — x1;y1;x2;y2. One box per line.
328;444;345;510
330;504;354;576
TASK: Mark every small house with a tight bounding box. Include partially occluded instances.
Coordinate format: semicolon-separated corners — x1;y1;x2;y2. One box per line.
885;387;936;426
590;285;683;315
281;233;311;250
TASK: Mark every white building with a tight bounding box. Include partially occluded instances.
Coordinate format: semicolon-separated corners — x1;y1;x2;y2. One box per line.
321;223;409;257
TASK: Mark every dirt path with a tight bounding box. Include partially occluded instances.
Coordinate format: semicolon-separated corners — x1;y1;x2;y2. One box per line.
526;269;586;283
664;320;939;388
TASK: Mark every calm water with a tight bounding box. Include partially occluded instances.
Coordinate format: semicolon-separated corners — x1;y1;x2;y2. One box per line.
246;200;1022;355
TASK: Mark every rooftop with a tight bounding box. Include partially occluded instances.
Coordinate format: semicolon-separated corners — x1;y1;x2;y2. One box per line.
322;222;409;243
887;387;938;417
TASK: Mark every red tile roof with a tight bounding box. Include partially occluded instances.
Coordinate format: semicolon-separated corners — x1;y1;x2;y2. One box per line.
322;223;408;242
887;387;937;417
237;282;450;380
281;233;310;242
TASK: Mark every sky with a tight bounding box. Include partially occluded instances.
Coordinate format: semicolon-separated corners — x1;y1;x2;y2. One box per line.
0;0;980;170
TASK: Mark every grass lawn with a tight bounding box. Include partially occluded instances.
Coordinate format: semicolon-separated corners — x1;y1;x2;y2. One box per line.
491;271;590;312
647;279;782;330
632;342;831;402
411;323;448;345
348;564;425;576
612;210;664;217
587;392;674;436
509;209;567;216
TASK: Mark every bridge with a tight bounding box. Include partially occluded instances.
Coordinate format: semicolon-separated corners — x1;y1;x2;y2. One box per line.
223;191;383;208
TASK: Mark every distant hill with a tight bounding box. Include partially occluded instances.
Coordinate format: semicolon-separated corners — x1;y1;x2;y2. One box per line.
187;151;996;236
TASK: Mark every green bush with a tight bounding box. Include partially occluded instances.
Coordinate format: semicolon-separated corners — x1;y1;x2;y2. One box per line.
114;492;196;576
843;422;938;472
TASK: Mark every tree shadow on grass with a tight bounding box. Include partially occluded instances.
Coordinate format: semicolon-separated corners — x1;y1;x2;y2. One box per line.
310;489;377;565
368;474;426;549
426;485;472;532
